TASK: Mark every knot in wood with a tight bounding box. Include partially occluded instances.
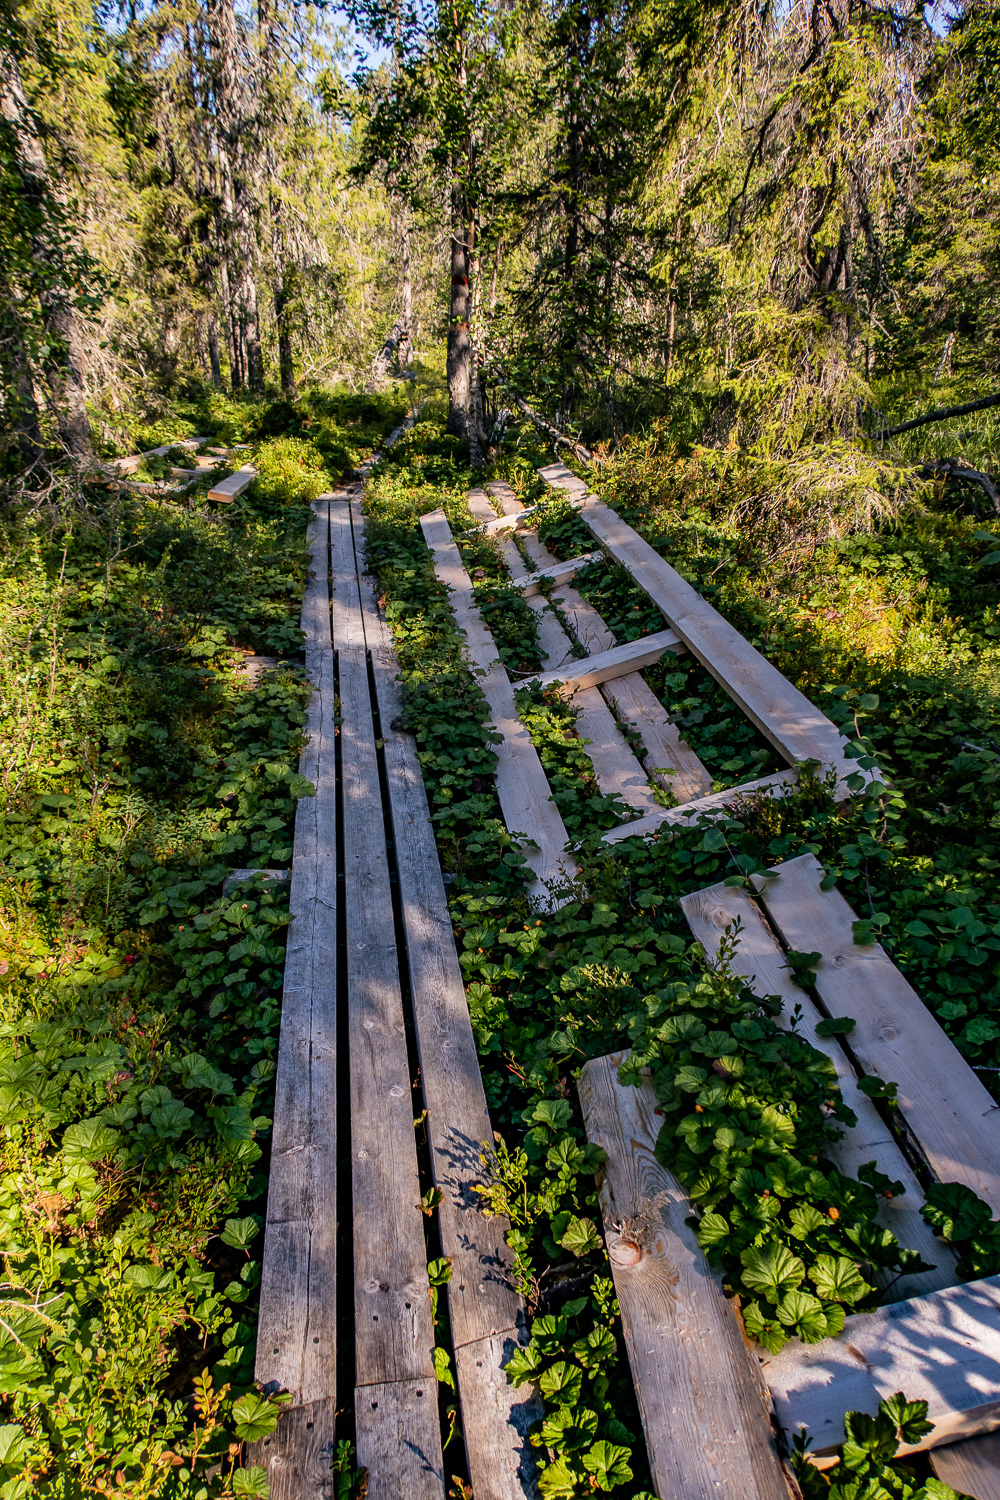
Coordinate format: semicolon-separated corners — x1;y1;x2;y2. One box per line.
609;1233;643;1268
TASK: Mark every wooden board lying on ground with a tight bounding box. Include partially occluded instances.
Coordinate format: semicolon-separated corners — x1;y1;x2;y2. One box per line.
578;1052;791;1500
930;1431;1000;1499
601;770;798;844
538;464;867;790
753;854;1000;1215
508;552;604;596
420;508;575;902
470;493;661;818
680;880;952;1297
350;497;541;1499
517;533;714;804
252;502;339;1498
330;504;445;1499
523;629;684;694
113;435;205;473
763;1274;1000;1455
207;464;256;503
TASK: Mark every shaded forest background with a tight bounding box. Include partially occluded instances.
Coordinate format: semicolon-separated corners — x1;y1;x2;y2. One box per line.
1;0;997;510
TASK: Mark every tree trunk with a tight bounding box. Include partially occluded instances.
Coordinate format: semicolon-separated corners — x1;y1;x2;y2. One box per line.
207;0;263;393
400;216;413;367
0;47;92;457
207;316;222;389
447;174;472;443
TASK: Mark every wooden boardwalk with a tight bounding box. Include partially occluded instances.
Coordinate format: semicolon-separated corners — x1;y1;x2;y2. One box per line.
253;486;540;1499
253;464;1000;1499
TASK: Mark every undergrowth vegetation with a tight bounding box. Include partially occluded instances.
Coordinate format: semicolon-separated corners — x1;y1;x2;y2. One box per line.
0;391;404;1495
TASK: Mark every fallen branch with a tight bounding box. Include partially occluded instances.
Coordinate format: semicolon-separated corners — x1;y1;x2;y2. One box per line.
880;392;1000;438
920;457;1000;515
477;345;592;463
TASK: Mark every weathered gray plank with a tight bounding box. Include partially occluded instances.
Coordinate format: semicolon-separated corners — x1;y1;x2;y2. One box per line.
602;770;798;844
485;479;523;515
207;464;256;502
247;1399;336;1500
763;1273;1000;1456
537;465;867;788
522;628;685;694
578;1052;791;1500
930;1433;1000;1499
517;534;712;803
330;501;441;1409
112;435;206;474
353;499;540;1495
680;881;952;1297
355;1380;447;1500
601;673;714;803
754;853;1000;1214
254;504;338;1490
420;508;575;901
509;552;604;597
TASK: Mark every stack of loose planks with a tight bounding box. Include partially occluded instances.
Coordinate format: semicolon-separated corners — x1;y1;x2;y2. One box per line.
251;491;540;1500
419;471;1000;1497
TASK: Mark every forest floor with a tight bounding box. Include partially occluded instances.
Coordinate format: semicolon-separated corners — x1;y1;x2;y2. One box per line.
4;364;1000;1496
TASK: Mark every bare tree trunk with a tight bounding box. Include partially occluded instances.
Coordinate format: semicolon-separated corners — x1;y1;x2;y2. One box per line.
207;0;263;393
399;216;413;367
447;174;472;443
207;316;222;389
219;255;239;388
0;47;91;457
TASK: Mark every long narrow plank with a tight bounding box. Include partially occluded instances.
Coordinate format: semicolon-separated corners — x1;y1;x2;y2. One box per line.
420;509;575;901
522;629;684;694
253;503;338;1497
763;1273;1000;1456
113;435;206;474
329;505;444;1498
468;495;658;815
602;770;798;844
350;499;542;1498
931;1433;1000;1500
601;674;714;803
538;465;865;787
509;552;604;597
680;882;952;1296
518;534;713;803
754;854;1000;1214
578;1052;791;1500
207;464;256;502
485;479;523;515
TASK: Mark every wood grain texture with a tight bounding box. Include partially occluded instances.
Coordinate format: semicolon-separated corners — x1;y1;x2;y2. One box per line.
522;628;684;694
762;1273;1000;1455
454;1333;542;1500
602;771;798;844
930;1432;1000;1499
754;853;1000;1214
353;500;540;1496
207;464;256;502
256;503;338;1423
578;1052;791;1500
517;535;712;803
508;552;604;597
247;1399;336;1500
601;673;714;804
355;1380;446;1500
485;479;523;514
679;882;953;1297
420;509;575;901
536;465;865;788
330;503;438;1391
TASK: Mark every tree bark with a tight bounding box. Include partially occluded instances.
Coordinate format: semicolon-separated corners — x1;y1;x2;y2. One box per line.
207;0;264;393
0;47;91;457
207;316;222;389
400;215;413;367
447;174;472;443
